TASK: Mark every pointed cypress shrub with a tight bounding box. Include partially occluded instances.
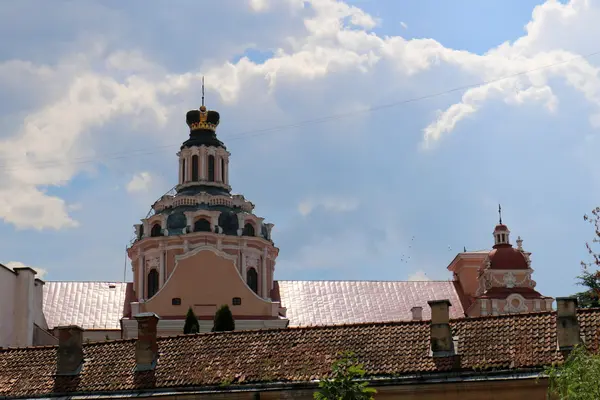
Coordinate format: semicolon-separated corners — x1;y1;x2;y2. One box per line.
212;304;235;332
183;307;200;334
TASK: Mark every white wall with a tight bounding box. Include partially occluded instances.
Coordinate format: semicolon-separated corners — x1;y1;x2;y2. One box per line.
0;265;48;348
13;268;36;347
33;279;48;330
0;265;16;348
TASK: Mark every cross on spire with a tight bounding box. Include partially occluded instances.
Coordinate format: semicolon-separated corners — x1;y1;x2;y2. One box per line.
201;76;205;107
498;204;502;224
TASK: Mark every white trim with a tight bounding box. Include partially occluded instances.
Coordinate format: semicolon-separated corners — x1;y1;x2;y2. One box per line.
504;293;528;314
175;245;239;265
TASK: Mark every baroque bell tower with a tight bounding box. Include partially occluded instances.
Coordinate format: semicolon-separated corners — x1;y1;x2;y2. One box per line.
123;98;287;337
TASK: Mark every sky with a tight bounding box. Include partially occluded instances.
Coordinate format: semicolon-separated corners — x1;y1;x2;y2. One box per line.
0;0;599;300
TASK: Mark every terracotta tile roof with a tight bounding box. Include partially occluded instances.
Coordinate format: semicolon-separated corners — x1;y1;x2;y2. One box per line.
276;280;466;326
4;309;597;398
43;282;134;330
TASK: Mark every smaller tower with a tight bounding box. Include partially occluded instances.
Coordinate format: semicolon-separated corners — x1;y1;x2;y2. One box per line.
493;205;510;247
464;207;552;317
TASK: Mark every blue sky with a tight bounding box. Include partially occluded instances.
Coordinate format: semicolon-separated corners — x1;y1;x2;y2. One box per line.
0;0;598;301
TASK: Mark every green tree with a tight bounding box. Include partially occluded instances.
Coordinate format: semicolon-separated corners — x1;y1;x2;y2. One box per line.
212;304;235;332
575;208;600;308
183;307;200;334
314;351;377;400
545;345;600;399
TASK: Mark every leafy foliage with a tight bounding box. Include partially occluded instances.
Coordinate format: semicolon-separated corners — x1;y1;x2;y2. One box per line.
212;304;235;332
314;351;377;400
183;307;200;334
545;345;600;399
576;208;600;308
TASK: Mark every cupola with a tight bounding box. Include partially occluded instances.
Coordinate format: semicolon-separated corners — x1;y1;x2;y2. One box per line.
487;205;528;270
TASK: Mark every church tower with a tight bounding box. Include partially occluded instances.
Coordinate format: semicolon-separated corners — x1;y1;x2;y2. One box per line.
447;206;553;317
123;101;288;337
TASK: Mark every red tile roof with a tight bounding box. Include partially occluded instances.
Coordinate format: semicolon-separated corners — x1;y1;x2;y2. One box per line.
1;309;599;398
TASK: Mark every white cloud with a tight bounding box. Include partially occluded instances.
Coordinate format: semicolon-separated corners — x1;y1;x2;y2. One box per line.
297;196;360;216
0;52;169;229
249;0;270;12
126;172;154;193
5;261;48;280
2;0;600;232
407;270;431;281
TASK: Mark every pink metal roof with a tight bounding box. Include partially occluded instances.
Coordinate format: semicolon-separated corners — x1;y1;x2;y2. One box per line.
42;280;465;330
43;282;132;330
276;280;466;327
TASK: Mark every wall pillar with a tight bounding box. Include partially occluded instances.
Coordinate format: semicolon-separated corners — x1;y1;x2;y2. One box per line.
159;247;166;287
200;149;206;180
217;155;222;182
178;157;183;184
262;248;268;298
138;257;145;301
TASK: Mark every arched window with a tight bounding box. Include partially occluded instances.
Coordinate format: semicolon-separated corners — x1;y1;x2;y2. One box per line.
242;222;255;236
220;158;225;182
208;155;215;182
147;269;159;298
182;159;186;183
150;223;162;237
194;218;211;232
191;155;199;181
246;267;258;294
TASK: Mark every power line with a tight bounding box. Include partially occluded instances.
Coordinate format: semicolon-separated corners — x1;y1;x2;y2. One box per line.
1;49;599;172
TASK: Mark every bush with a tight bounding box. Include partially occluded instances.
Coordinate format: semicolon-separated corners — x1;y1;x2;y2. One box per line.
183;307;200;334
212;304;235;332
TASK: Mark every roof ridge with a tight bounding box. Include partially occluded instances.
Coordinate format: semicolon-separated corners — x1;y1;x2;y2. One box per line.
5;309;600;355
45;280;130;283
450;310;556;323
275;279;453;283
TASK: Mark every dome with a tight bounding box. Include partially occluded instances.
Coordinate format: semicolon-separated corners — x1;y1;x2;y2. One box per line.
488;246;529;270
494;224;509;232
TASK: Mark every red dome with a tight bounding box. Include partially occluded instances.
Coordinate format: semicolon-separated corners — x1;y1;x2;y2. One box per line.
494;224;509;232
488;246;528;270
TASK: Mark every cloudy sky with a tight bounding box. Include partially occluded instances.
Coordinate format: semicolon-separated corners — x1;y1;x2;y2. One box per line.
0;0;598;299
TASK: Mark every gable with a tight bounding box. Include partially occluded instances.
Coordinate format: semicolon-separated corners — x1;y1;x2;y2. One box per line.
141;246;278;319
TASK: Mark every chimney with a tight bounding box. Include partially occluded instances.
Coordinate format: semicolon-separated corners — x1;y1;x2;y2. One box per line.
411;306;423;321
556;297;581;351
135;312;160;371
56;325;84;375
428;300;454;357
13;267;37;347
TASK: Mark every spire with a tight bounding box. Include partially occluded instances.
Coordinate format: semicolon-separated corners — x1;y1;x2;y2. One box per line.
498;204;502;225
493;205;510;248
201;76;205;108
